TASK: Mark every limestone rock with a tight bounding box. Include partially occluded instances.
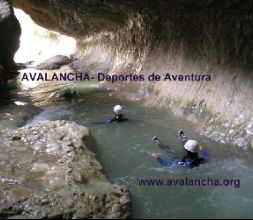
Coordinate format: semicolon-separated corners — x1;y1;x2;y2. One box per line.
0;120;131;219
35;55;72;70
233;137;249;150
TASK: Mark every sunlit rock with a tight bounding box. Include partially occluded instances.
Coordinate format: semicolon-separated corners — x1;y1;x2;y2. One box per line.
14;8;76;65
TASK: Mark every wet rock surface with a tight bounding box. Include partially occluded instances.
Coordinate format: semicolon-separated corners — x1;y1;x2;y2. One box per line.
199;115;253;149
35;55;72;70
0;120;131;219
0;101;39;129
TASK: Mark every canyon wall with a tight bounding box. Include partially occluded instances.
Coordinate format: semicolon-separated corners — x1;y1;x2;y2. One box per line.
12;0;253;148
0;0;20;70
0;0;20;99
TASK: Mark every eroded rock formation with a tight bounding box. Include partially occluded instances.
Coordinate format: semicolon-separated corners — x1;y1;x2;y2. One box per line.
11;0;253;147
0;0;21;70
0;120;131;219
35;55;72;70
0;0;21;101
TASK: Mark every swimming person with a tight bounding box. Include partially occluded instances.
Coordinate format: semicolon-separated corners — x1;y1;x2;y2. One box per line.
110;105;128;123
152;130;208;168
91;105;128;125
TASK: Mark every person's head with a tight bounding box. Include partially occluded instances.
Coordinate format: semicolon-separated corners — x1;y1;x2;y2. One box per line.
184;140;199;154
114;105;124;116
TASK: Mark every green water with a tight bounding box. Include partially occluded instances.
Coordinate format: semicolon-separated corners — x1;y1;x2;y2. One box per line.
16;77;253;218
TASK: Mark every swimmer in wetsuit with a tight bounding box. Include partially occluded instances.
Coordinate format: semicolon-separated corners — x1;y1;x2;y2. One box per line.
152;131;207;168
110;105;128;123
91;105;128;125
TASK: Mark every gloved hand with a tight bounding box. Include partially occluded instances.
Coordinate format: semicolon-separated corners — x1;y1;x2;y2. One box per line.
178;130;184;135
152;136;159;141
152;153;160;159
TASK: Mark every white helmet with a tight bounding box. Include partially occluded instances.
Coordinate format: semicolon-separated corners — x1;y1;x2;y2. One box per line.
114;105;123;115
184;140;199;153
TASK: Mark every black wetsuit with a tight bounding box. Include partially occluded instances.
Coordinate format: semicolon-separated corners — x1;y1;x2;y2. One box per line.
91;113;128;125
110;114;128;123
181;150;206;167
153;131;206;168
178;131;206;166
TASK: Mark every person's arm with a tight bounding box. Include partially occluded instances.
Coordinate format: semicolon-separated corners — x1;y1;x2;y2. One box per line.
152;137;174;155
152;137;167;150
178;130;188;145
152;153;172;167
152;136;178;157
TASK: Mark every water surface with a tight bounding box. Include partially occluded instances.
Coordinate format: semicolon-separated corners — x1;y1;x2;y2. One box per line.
4;72;253;218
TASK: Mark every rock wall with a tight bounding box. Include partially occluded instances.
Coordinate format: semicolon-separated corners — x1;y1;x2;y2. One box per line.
12;0;253;148
0;0;21;101
0;64;8;100
0;0;21;70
